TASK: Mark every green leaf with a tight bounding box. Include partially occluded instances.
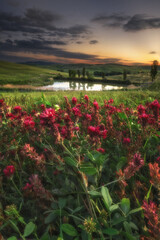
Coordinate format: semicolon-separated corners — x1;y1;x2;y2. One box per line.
128;207;142;215
112;216;126;226
145;184;152;201
58;198;66;209
23;222;35;237
45;212;56;224
121;231;137;240
9;220;19;233
61;224;78;237
123;221;132;234
86;152;95;162
88;190;101;197
7;237;17;240
103;228;119;235
116;157;127;171
109;204;119;212
101;186;112;210
120;198;130;215
118;112;127;120
129;222;138;231
80;163;97;175
64;157;77;167
72;206;84;214
40;232;51;240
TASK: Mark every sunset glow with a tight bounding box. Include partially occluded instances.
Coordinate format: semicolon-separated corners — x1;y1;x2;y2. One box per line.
1;0;160;65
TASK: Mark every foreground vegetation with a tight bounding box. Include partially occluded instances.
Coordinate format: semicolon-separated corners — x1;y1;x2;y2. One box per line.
0;91;160;239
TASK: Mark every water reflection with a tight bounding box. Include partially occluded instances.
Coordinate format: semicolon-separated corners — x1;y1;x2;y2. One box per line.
39;81;123;91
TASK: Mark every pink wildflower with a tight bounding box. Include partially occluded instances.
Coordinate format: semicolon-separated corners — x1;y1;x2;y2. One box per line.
124;153;144;179
3;165;15;178
13;106;22;113
123;138;131;144
96;148;105;153
72;97;77;105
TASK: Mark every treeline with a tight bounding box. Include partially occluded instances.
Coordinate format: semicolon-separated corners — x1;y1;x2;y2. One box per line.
94;70;131;77
68;67;94;79
68;67;131;79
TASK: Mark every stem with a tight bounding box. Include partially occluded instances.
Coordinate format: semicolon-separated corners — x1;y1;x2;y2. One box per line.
11;178;22;197
96;178;123;190
61;142;77;161
79;178;94;218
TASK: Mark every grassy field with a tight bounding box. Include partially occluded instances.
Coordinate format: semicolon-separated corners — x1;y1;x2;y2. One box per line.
0;61;67;86
0;89;159;109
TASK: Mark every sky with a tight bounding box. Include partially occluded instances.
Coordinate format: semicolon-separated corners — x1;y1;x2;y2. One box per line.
0;0;160;65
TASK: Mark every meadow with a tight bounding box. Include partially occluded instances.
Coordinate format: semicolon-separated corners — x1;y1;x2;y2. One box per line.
0;88;160;240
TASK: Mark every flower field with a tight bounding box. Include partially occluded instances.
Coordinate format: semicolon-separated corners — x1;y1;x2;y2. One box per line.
0;95;160;240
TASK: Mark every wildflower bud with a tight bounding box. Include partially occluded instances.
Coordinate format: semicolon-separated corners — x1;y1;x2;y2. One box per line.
23;183;33;191
108;99;114;104
3;165;15;178
123;138;131;144
72;97;77;105
93;101;99;110
84;218;96;234
13;106;22;113
156;156;160;163
96;148;105;153
84;95;89;101
0;99;4;107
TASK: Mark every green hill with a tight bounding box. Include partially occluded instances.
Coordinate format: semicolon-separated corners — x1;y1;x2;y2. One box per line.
0;61;67;86
28;62;150;74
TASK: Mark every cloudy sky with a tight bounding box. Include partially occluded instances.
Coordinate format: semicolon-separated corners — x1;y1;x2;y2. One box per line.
0;0;160;64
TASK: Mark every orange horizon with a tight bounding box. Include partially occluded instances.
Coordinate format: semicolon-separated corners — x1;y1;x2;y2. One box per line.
3;51;158;66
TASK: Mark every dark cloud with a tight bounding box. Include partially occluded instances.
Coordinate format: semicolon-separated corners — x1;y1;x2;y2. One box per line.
0;11;46;33
76;41;83;44
56;25;90;37
6;0;20;7
25;8;61;25
98;58;123;64
92;13;130;28
89;40;98;44
92;13;160;32
149;51;157;54
123;14;160;31
0;39;98;60
0;9;90;38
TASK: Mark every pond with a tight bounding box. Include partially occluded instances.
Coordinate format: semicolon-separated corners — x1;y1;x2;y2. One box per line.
38;81;124;91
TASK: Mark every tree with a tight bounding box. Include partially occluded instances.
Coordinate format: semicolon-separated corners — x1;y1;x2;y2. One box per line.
150;60;158;82
68;70;76;78
68;69;72;78
77;70;81;78
82;67;86;78
86;71;90;79
123;69;127;81
102;72;105;79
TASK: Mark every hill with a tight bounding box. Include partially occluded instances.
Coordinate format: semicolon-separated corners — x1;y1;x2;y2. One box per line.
0;61;67;86
25;61;151;75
